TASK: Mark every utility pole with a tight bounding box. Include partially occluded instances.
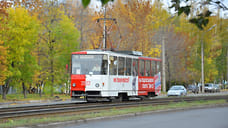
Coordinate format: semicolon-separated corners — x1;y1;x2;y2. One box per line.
162;36;166;92
160;16;174;93
201;38;205;93
103;5;106;50
96;5;116;50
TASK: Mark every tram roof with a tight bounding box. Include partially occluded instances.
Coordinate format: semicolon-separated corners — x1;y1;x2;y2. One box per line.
72;50;161;61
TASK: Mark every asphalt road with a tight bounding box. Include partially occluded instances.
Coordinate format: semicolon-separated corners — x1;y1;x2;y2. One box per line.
62;107;228;128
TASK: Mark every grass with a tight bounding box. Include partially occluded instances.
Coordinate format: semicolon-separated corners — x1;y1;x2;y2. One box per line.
0;99;226;128
0;94;71;103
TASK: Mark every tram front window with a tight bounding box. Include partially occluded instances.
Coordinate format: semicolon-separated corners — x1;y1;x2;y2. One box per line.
72;54;108;75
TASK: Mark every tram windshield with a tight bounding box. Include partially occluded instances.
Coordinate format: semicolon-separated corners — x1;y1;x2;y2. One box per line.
72;54;108;75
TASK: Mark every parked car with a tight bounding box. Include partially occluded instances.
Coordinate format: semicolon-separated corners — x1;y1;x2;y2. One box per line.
204;83;216;93
167;85;187;97
187;85;199;94
214;84;221;92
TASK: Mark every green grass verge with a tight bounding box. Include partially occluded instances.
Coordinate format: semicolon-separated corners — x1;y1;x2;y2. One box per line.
0;94;70;103
0;100;226;128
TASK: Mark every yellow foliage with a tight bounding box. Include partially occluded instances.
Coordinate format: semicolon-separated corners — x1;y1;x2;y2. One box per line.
148;45;161;58
0;41;8;85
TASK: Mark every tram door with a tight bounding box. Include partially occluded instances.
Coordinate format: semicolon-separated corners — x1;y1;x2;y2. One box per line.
108;56;118;96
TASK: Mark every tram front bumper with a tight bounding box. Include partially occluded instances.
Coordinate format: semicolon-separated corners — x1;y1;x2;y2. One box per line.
72;91;101;97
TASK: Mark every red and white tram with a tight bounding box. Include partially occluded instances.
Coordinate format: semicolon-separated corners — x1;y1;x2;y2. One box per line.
70;50;161;101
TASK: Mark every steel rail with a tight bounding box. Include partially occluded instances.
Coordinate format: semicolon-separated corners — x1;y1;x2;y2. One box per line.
0;95;227;119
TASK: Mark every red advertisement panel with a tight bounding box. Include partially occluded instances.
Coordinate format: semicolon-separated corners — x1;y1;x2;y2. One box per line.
138;76;155;95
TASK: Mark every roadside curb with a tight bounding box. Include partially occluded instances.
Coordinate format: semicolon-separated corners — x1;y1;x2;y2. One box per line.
0;99;70;108
31;103;228;128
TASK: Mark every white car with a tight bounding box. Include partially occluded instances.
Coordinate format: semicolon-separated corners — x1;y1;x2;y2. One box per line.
167;85;187;96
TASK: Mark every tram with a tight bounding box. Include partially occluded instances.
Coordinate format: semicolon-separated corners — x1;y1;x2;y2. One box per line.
70;50;161;101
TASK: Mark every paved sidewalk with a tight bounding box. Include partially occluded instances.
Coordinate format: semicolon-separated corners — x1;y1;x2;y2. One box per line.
0;98;77;108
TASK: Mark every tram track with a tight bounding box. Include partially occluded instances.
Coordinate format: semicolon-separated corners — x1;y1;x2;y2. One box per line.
0;95;227;119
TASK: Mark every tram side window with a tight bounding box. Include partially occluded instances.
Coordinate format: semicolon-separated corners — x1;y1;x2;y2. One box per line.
157;61;161;74
126;58;132;76
109;56;117;75
132;59;138;76
118;57;125;75
72;55;79;74
145;60;150;76
101;55;108;75
151;61;156;76
139;60;145;76
155;61;158;74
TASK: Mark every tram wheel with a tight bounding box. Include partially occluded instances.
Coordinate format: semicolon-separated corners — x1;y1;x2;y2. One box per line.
118;93;129;102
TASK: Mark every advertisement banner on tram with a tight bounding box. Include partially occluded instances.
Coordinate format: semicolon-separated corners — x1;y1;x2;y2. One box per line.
154;72;161;95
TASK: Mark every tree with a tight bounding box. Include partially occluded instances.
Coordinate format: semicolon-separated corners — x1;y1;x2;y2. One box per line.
96;0;170;54
54;10;80;94
63;0;94;50
81;0;227;30
0;1;9;86
38;1;80;96
216;18;228;83
0;7;40;99
0;41;8;85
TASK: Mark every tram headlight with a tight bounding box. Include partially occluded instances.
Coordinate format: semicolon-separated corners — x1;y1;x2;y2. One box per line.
73;83;76;87
95;83;100;88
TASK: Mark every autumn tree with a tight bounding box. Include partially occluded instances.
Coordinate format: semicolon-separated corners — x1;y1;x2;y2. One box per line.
38;0;80;96
0;41;8;85
0;7;40;99
63;0;94;50
80;0;227;30
0;1;9;87
216;18;228;84
95;0;169;54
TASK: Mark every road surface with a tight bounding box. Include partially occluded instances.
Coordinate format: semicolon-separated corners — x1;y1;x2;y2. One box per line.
61;106;228;128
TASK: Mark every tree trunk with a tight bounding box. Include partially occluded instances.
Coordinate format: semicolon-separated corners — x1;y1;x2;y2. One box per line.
2;80;10;100
22;82;27;98
2;84;7;100
49;29;54;97
39;81;43;98
51;58;54;97
166;54;171;89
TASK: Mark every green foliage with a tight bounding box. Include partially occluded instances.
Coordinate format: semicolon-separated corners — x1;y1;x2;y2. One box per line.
0;7;40;89
0;0;227;96
189;17;209;30
19;53;39;84
215;19;228;81
177;6;191;16
38;2;80;95
81;0;114;8
54;11;80;89
82;0;91;8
